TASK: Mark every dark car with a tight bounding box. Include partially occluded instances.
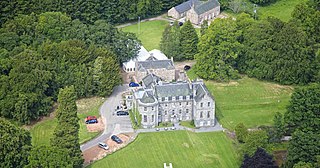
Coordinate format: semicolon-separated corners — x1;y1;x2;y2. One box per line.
85;119;98;124
116;111;129;116
111;135;123;144
129;82;139;87
179;22;183;26
184;65;191;71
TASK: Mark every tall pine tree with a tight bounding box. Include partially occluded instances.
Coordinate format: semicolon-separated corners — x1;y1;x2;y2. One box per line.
180;20;198;60
51;86;83;167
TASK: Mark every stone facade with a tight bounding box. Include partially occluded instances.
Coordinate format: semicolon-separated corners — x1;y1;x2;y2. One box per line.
132;76;215;128
168;0;220;25
135;58;175;82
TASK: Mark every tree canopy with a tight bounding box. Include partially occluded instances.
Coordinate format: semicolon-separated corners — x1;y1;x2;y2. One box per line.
0;118;31;167
0;12;127;124
51;86;83;167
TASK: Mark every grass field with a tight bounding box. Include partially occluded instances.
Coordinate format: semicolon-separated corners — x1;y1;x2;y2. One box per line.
187;69;293;130
258;0;306;22
89;131;239;168
121;20;168;51
30;97;104;146
224;0;305;22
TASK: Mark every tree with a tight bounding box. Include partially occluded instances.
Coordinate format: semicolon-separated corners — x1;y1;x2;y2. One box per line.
51;86;83;167
93;50;121;96
0;118;31;167
160;22;182;60
286;131;320;167
284;84;320;134
293;162;313;168
26;145;73;168
229;0;244;13
160;25;172;56
180;20;198;60
241;147;278;168
235;123;248;143
200;20;208;36
243;130;268;156
195;18;241;81
271;112;284;142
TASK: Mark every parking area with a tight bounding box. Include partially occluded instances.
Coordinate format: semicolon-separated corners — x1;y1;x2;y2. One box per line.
83;133;135;165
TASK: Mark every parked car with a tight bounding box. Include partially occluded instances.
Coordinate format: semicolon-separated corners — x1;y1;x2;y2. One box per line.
171;127;176;130
86;116;97;121
98;142;109;150
184;65;191;71
164;127;168;131
179;22;183;26
116;111;129;116
111;135;123;144
155;128;160;131
170;21;174;26
85;119;98;124
129;82;139;87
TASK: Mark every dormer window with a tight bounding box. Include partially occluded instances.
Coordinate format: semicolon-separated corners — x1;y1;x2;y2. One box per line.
208;102;210;107
200;102;203;107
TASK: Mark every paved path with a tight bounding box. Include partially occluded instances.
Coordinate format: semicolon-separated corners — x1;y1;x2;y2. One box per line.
116;15;173;29
136;119;224;133
80;85;130;151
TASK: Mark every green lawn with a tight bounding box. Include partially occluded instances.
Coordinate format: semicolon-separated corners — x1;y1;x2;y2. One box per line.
121;20;168;51
223;0;305;22
89;131;239;168
187;69;293;130
30;97;104;146
180;121;195;128
258;0;306;22
30;118;57;146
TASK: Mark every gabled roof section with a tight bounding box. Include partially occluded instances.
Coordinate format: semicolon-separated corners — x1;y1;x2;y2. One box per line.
142;74;161;89
174;0;200;13
193;82;214;102
155;82;192;98
194;0;220;15
137;59;175;72
140;91;156;104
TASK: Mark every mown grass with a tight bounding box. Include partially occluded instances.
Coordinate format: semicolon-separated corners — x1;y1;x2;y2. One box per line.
224;0;305;22
258;0;306;22
30;97;104;146
187;69;293;130
129;108;142;129
89;131;240;168
180;121;195;128
121;20;168;51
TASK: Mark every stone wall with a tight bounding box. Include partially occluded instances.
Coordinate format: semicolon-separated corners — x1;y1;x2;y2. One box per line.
138;103;158;128
193;95;215;127
168;8;180;19
136;68;175;83
186;6;220;25
186;8;199;25
198;6;220;24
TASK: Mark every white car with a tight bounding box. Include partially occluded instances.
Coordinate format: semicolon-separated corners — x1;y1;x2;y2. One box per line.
98;142;109;150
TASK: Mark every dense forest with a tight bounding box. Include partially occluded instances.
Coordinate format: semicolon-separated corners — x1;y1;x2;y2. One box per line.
193;0;320;84
0;11;144;124
0;0;186;25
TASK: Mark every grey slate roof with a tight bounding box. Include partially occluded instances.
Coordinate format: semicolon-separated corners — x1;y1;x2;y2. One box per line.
195;0;220;15
174;0;220;15
140;91;156;104
155;83;192;98
142;74;161;89
137;59;174;72
193;82;214;102
174;0;199;13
